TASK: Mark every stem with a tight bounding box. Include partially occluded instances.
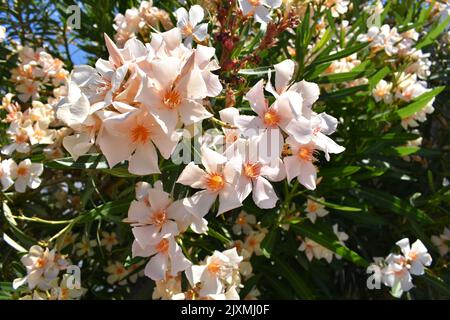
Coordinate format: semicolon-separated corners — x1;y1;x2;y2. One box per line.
12;215;74;225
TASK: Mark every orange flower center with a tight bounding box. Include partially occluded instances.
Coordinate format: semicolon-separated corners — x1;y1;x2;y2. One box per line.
162;89;181;109
248;0;261;6
237;216;247;225
131;124;150;144
243;162;261;179
150;209;167;228
307;202;318;212
17;166;29;176
263;109;280;127
181;24;194;36
297;146;314;162
15;132;28;143
33;129;45;141
155;239;169;254
206;173;225;192
207;261;221;274
35;257;47;268
248;237;258;247
116;266;125;275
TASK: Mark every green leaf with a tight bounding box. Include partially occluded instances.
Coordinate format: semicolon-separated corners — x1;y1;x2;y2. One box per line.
313;70;376;84
238;67;273;76
356;188;433;224
206;227;232;245
416;16;450;49
394;86;445;119
422;272;450;297
310;42;369;66
260;228;279;258
369;66;390;90
78;198;132;223
384;146;420;157
45;154;108;170
100;168;137;178
319;166;361;178
292;224;369;267
271;255;315;299
319;85;368;101
307;196;362;212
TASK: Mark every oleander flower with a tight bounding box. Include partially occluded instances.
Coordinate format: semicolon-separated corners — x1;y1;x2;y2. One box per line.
177;146;242;221
97;108;181;175
431;227;449;257
185;248;242;297
305;198;329;223
238;0;282;24
176;5;208;45
10;159;43;193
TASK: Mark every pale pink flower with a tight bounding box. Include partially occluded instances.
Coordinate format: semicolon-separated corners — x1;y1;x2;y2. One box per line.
177;146;242;223
431;227;450;257
0;158;15;191
232;211;256;235
126;185;191;249
382;253;414;292
185;248;242;297
10;159;43;193
2;121;30;155
134;234;191;281
136;56;212;134
227;135;285;209
283;138;319;190
238;0;282;24
396;238;432;276
176;5;208;45
305;198;329;223
97;108;181;175
13;245;67;291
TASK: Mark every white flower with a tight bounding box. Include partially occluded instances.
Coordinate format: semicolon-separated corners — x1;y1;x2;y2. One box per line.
243;230;267;256
372;80;393;104
232;211;256;235
185;247;242;297
138;234;191;281
227;135;285;209
126;183;191;249
13;245;67;291
396;238;432;276
10;159;43;193
431;227;450;257
305;198;329;223
177;146;242;220
238;0;282;24
101;232;119;251
382;253;414;292
176;5;208;45
104;261;128;284
0;158;15;191
74;235;97;257
2;121;30;155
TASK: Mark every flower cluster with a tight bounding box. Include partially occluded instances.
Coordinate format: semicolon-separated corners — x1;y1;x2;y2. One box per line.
299;224;348;263
13;245;84;300
57;27;221;174
369;238;432;294
358;24;435;129
10;46;68;102
1;97;62;157
113;1;173;46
